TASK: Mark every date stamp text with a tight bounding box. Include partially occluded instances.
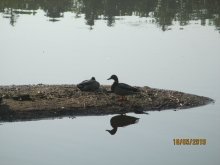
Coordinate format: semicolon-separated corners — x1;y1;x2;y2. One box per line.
173;138;207;145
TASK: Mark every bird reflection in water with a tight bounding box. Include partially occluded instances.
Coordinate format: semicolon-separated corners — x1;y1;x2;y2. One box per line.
106;114;139;135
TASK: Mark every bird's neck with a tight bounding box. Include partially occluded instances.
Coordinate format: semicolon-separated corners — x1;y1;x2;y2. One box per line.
111;81;118;91
107;127;118;135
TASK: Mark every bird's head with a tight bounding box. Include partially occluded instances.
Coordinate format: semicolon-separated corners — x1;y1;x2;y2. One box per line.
106;129;117;135
91;77;96;80
107;75;118;82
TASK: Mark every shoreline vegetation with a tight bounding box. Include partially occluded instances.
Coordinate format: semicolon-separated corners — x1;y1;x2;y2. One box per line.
0;84;214;122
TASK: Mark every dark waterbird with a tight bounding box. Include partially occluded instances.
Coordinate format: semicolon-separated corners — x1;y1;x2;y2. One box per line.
106;114;139;135
77;77;100;92
107;75;140;100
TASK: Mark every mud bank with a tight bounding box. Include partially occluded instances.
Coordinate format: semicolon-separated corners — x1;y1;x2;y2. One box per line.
0;85;214;122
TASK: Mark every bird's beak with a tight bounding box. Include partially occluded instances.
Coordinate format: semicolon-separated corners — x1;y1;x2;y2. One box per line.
107;77;111;80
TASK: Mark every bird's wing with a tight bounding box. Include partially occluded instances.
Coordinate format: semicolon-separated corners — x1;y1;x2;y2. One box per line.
118;83;139;92
78;80;92;86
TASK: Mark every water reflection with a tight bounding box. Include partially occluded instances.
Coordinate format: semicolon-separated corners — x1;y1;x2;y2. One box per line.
0;0;219;31
106;114;139;135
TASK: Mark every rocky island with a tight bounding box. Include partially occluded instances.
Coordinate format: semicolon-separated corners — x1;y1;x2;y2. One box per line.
0;84;214;122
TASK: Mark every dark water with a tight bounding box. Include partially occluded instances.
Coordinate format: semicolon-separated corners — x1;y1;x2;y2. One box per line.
0;0;220;165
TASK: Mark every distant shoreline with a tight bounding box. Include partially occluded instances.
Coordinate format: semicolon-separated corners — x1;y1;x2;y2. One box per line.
0;84;214;122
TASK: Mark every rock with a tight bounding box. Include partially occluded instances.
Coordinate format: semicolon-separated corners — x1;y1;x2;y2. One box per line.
12;94;32;101
134;108;149;115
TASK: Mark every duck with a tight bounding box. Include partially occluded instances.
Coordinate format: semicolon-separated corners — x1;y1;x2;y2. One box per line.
107;75;140;99
77;77;100;92
106;114;139;135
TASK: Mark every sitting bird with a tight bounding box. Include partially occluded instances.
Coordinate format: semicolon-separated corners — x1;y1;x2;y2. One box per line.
77;77;100;92
107;75;140;100
106;114;139;135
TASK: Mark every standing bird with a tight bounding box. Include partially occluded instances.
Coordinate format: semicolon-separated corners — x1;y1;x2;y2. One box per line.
107;75;140;100
77;77;100;92
106;114;139;135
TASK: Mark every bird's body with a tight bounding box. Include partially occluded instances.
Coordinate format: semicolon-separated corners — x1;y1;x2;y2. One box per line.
108;75;140;97
106;114;139;135
111;82;139;96
77;77;100;92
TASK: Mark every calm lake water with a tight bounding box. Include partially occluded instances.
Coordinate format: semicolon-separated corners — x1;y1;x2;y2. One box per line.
0;0;220;164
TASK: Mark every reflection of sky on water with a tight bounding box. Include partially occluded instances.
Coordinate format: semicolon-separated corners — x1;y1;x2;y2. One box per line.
0;107;219;165
0;1;220;165
0;11;219;92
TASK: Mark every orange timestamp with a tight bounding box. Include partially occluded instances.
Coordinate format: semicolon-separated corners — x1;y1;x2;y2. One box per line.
173;138;207;145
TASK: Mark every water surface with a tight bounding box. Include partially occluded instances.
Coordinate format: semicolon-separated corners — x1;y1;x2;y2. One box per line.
0;0;220;165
